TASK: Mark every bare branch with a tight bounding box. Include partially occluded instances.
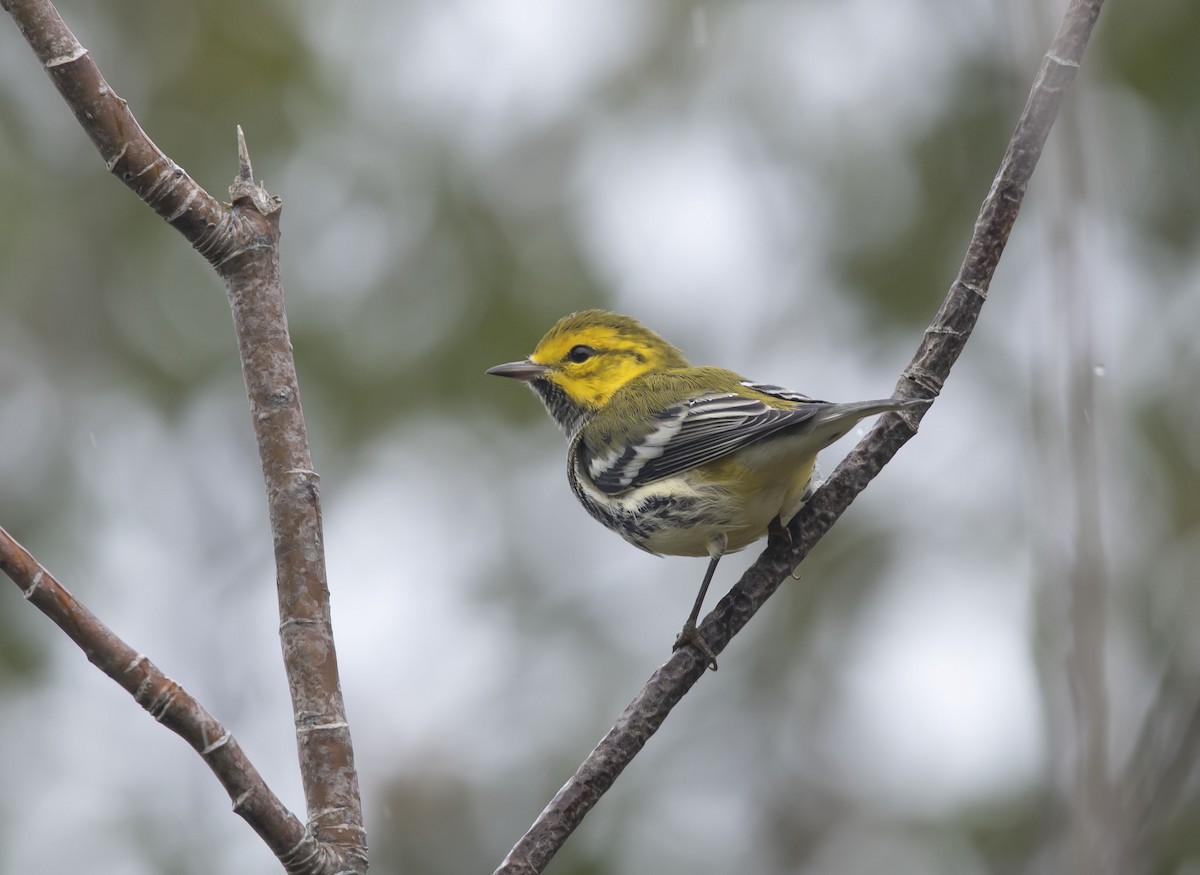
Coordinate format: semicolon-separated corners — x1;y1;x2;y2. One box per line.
0;527;334;871
495;0;1106;872
2;0;365;869
0;0;248;263
221;132;365;864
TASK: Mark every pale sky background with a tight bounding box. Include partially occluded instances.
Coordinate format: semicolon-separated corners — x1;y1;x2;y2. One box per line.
1;1;1197;873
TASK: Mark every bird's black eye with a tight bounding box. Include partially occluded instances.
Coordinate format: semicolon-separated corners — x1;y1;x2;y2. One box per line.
567;345;596;364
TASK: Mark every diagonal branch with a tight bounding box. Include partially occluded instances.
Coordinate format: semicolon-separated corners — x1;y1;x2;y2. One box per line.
2;0;237;262
2;0;364;870
0;527;324;870
495;0;1106;872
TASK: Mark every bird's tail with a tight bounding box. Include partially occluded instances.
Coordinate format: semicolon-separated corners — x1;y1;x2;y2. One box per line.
808;396;928;449
820;396;927;420
777;396;927;524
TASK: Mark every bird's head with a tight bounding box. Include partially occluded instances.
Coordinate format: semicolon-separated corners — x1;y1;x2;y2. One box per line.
487;309;689;436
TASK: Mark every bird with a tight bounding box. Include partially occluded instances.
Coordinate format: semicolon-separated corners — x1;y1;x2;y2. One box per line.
487;309;924;669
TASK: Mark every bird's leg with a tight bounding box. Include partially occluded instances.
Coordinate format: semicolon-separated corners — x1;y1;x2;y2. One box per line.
673;554;721;671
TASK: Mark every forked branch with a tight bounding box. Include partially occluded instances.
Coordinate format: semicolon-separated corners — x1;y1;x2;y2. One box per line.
1;0;363;871
0;527;325;869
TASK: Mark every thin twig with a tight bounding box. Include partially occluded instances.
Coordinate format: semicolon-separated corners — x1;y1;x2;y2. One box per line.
495;1;1106;872
1;0;365;870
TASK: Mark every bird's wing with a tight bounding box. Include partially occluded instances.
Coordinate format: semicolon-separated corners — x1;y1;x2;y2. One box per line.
586;385;827;494
738;381;821;404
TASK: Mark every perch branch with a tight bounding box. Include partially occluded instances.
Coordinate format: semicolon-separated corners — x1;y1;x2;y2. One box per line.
495;0;1106;872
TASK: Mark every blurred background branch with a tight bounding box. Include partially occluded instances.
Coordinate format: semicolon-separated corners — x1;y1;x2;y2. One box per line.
1044;26;1117;872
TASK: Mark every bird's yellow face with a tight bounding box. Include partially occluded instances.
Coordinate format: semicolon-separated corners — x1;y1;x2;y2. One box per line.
529;315;688;409
487;310;692;436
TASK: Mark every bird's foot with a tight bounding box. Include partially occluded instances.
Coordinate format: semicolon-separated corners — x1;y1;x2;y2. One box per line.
673;620;718;671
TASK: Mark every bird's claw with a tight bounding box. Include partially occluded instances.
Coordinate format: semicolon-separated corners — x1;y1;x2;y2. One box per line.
673;621;718;671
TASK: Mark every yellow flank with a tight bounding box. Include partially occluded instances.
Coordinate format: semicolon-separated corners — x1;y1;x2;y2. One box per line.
692;451;817;552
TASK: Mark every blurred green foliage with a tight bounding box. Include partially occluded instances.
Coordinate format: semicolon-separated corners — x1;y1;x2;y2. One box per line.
1;0;1198;873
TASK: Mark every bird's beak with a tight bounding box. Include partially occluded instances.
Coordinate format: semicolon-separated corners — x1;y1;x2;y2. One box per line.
486;359;549;381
